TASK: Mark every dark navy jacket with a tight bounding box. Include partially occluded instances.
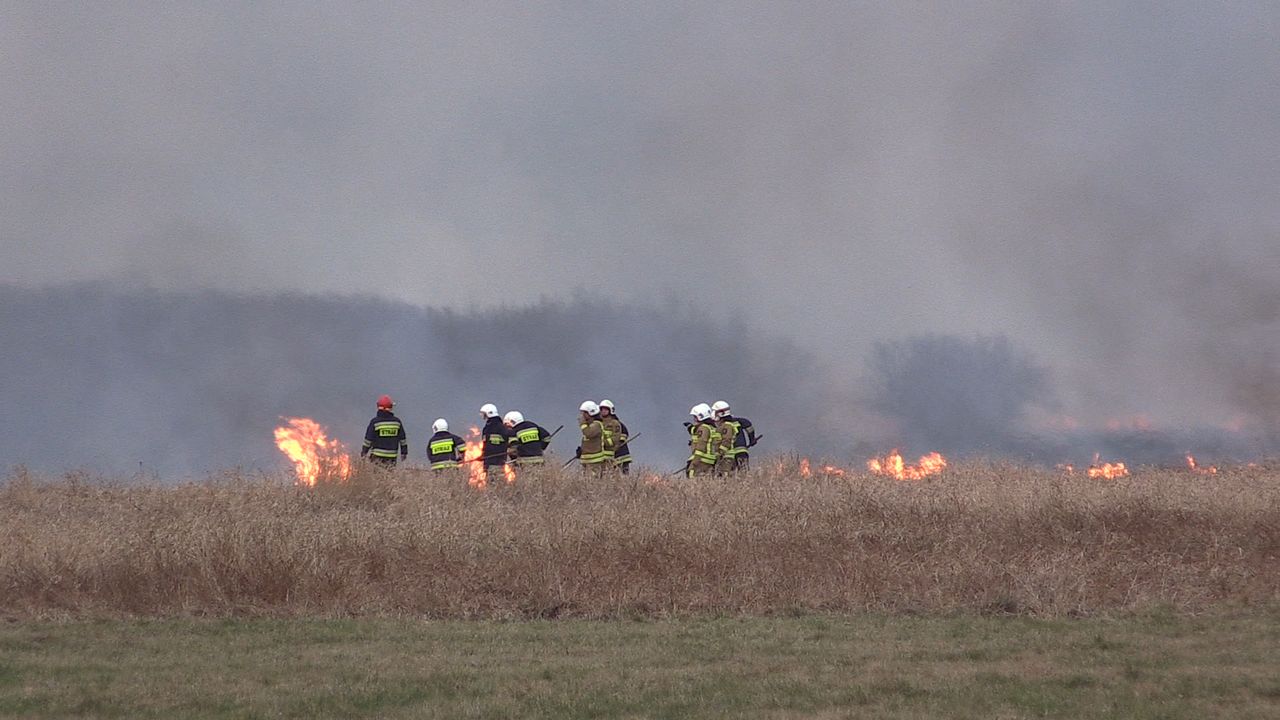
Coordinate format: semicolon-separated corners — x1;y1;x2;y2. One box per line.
481;416;508;466
508;420;551;459
362;410;407;460
427;431;465;467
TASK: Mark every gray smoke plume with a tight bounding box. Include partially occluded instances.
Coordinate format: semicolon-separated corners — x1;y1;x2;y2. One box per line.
864;334;1268;466
0;284;833;475
0;284;1270;476
3;3;1279;471
866;335;1052;456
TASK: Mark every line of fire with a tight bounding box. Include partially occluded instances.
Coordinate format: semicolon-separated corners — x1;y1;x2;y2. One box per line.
272;415;1234;488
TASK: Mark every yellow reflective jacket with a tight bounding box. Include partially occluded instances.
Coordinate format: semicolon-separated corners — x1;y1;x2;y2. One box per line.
579;418;609;464
714;419;737;459
601;416;625;459
688;421;719;466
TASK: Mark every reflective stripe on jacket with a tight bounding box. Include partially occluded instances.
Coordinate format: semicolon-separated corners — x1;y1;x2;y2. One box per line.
601;416;624;459
427;431;464;468
724;416;754;456
481;417;508;466
363;410;407;459
508;421;550;459
688;421;719;466
612;419;632;463
579;419;608;464
714;419;737;460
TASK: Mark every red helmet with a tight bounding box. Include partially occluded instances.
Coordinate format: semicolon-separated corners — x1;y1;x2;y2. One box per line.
377;394;394;409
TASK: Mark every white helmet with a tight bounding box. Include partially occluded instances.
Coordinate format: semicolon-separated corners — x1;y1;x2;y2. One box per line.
432;418;449;433
480;403;499;419
599;399;615;412
579;400;600;416
690;403;713;422
711;400;730;418
503;410;524;427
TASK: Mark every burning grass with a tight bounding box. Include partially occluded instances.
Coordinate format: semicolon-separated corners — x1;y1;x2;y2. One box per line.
1;461;1277;619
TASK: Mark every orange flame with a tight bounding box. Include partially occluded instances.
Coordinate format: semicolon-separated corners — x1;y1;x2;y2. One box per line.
459;427;514;486
1056;463;1076;475
866;449;947;480
643;471;667;486
273;417;351;486
1087;453;1129;479
797;458;847;477
462;427;486;489
1186;454;1218;475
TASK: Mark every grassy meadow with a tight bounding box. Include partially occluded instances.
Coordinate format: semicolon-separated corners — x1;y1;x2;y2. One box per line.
1;612;1278;719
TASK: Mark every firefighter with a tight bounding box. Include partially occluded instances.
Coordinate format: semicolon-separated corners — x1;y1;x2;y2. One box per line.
504;411;552;466
712;407;737;474
686;403;720;477
711;400;755;473
479;403;507;481
426;418;465;471
576;400;610;476
599;399;631;474
360;394;407;467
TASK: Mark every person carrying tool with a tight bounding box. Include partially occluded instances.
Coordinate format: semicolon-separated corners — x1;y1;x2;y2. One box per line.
576;400;611;476
504;411;552;466
360;394;407;467
711;400;757;473
598;399;632;474
479;403;507;481
686;402;720;477
426;418;465;471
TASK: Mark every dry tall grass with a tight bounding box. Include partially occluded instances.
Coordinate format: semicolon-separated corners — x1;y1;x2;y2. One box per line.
2;460;1277;619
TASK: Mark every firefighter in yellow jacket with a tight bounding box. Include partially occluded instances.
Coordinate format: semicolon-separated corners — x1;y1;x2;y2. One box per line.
576;400;611;476
712;400;757;472
598;399;628;472
686;403;720;477
712;402;739;474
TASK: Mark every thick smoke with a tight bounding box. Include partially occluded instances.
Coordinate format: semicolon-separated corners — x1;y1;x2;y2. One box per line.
937;4;1280;437
865;335;1269;466
3;284;1267;478
866;335;1051;456
0;284;832;476
3;4;1280;464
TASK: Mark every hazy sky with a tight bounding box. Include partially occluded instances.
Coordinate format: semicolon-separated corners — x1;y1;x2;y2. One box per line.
4;2;1278;434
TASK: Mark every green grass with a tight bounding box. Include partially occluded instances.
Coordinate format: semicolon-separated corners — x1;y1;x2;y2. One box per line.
1;612;1278;719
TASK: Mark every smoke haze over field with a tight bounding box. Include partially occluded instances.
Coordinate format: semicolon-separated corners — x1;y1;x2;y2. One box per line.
0;284;836;474
0;284;1269;475
2;3;1279;472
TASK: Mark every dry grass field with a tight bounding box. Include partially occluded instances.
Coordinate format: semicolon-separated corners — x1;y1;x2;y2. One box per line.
2;460;1276;619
